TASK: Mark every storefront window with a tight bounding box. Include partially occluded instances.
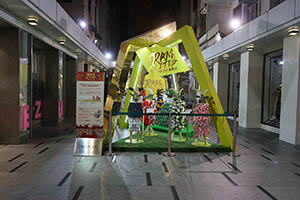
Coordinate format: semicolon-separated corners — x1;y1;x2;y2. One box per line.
58;51;64;119
262;50;282;128
19;31;31;132
227;62;240;115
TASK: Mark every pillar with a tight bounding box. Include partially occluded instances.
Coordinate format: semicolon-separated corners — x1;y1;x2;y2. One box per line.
239;51;263;128
65;56;77;120
42;50;59;126
0;29;20;143
213;62;229;111
280;34;300;145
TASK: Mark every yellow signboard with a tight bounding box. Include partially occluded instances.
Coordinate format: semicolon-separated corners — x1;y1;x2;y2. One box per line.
143;74;166;98
136;44;190;77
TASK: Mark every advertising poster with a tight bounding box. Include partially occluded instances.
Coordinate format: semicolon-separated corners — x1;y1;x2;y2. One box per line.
76;72;105;138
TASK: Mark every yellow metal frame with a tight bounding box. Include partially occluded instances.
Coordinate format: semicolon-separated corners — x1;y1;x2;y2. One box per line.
104;24;233;149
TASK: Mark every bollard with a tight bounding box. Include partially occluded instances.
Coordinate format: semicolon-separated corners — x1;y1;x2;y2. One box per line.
232;112;240;157
108;110;113;155
185;116;189;143
163;112;175;157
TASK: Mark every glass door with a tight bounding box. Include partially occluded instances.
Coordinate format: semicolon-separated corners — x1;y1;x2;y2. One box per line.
227;62;240;115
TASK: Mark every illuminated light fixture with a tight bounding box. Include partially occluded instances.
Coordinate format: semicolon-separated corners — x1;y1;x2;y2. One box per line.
28;16;38;26
75;48;81;55
288;26;299;36
79;20;87;29
247;43;254;51
105;52;112;59
207;60;213;66
215;33;222;42
223;53;229;60
94;39;97;44
87;56;93;62
279;61;284;65
58;37;65;45
182;56;186;60
230;19;240;30
162;29;172;38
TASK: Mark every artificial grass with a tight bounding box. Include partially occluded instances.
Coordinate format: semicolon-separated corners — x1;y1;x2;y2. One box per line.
112;131;231;152
152;124;194;137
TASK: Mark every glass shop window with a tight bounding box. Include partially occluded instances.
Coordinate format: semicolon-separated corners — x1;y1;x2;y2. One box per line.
58;51;64;120
32;51;43;121
19;31;31;132
247;1;258;22
208;67;213;82
227;62;240;115
262;50;283;128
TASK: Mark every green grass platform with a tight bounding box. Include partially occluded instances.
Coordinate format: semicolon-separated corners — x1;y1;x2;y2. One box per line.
112;131;231;152
151;124;194;137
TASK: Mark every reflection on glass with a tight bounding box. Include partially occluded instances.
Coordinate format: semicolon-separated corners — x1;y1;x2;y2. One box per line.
227;62;240;115
262;50;282;128
58;51;64;119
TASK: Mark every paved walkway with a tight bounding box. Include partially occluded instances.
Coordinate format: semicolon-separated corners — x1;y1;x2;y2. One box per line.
0;124;300;200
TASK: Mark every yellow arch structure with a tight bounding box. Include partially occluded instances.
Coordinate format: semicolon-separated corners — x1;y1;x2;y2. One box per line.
104;23;233;149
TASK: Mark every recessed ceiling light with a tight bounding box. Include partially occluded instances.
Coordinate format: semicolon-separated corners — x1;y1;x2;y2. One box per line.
28;16;38;26
58;37;65;45
223;53;229;60
288;26;299;36
247;44;254;51
75;49;81;55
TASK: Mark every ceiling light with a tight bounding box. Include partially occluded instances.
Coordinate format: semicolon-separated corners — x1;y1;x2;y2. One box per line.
94;39;97;44
215;33;222;42
288;26;299;36
162;29;172;38
230;19;240;30
207;60;213;66
279;61;284;65
223;53;229;60
79;21;87;29
75;49;81;55
105;52;112;59
28;16;38;26
247;44;254;51
58;37;65;45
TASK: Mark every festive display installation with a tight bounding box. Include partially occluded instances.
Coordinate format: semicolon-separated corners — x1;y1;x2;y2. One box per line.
170;89;186;142
192;89;211;147
105;24;234;150
126;87;144;144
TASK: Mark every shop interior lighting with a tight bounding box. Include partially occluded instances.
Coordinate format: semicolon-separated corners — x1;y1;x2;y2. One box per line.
279;61;284;65
230;19;240;30
223;53;229;60
94;39;97;44
58;37;65;45
247;44;254;51
79;20;87;29
288;26;299;36
162;29;172;38
28;16;38;26
105;52;112;59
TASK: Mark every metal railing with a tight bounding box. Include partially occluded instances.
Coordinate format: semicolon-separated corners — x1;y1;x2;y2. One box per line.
106;111;238;157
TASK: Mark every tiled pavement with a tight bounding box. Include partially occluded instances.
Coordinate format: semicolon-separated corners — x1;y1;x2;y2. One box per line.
0;124;300;200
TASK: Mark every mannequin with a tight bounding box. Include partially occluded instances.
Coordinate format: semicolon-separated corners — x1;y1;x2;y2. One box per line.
142;92;157;136
126;87;144;144
170;89;186;142
192;89;211;147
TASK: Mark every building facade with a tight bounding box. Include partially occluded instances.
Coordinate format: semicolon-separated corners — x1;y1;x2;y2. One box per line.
0;0;109;144
197;0;300;146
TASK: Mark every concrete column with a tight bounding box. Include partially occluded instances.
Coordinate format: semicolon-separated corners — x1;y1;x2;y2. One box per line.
0;29;20;143
42;50;59;126
65;56;77;120
239;51;263;128
280;35;300;145
213;62;229;111
77;59;84;72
